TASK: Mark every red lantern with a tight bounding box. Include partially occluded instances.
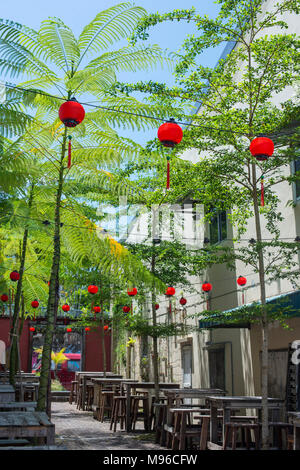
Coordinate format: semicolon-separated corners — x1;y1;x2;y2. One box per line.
157;119;183;148
123;306;130;313
31;300;39;308
237;276;247;287
1;294;8;302
58;98;85;169
250;137;274;161
93;306;101;313
85;327;90;332
59;98;85;128
179;297;187;306
104;325;109;331
29;327;35;332
10;271;20;282
158;119;183;190
155;304;159;310
88;285;98;294
127;288;137;296
165;287;175;296
202;282;212;293
66;327;72;333
62;304;70;312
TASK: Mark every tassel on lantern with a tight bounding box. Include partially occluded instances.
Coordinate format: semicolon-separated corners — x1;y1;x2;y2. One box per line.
261;176;264;206
166;156;170;190
68;135;72;169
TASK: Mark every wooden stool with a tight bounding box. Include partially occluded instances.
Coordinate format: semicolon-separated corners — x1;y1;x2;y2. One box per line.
131;394;150;431
268;422;293;450
223;422;260;450
150;396;167;431
86;384;94;411
69;381;78;404
76;385;83;410
110;396;127;432
154;403;168;445
98;390;115;422
171;410;202;450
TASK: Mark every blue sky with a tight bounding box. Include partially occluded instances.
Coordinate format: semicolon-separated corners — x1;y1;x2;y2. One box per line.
1;1;223;144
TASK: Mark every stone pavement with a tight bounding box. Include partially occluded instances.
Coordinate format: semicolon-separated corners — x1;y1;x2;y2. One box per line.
51;402;162;450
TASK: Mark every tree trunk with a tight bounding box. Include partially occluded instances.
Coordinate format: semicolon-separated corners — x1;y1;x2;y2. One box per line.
151;248;160;402
100;296;107;377
252;162;269;449
37;131;67;413
9;184;34;386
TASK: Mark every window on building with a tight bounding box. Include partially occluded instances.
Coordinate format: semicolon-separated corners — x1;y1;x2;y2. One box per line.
209;209;227;244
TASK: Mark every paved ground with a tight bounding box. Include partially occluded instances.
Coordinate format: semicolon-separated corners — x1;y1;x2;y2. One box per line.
51;402;162;450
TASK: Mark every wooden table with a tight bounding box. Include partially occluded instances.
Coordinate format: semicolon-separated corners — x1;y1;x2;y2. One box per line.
162;388;225;448
76;373;123;410
91;378;135;419
0;411;55;444
124;382;180;432
207;396;284;449
0;385;15;403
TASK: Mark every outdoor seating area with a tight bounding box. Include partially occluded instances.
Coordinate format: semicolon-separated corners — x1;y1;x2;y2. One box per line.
66;375;295;450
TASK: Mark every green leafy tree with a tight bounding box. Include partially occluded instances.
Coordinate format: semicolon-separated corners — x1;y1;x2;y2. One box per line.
0;2;175;412
119;0;300;447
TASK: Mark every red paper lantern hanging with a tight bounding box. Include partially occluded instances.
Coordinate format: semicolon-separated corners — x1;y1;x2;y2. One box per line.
165;287;175;296
155;304;159;310
59;98;85;128
66;327;72;333
179;297;187;306
88;285;98;294
123;306;130;313
103;325;109;331
31;300;39;309
158;119;183;148
93;306;101;313
58;98;85;168
237;276;247;287
10;271;20;282
62;304;70;312
1;294;8;302
157;118;183;190
29;327;35;332
127;288;137;296
202;282;212;293
249;137;274;161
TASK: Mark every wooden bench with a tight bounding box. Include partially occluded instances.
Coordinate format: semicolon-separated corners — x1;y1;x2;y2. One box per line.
0;402;37;412
0;411;55;445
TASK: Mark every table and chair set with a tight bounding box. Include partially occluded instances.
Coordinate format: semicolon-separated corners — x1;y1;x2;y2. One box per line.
70;373;297;450
0;372;59;449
